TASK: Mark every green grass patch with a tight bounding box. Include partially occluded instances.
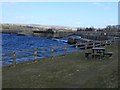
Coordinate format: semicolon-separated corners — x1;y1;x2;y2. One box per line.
2;44;118;88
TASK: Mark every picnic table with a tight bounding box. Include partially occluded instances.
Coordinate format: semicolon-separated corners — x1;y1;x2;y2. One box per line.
85;47;112;59
92;47;105;57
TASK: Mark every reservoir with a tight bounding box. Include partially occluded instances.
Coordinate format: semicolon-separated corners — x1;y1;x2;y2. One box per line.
1;33;78;65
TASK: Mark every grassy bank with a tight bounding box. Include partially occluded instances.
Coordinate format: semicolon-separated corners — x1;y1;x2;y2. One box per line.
2;44;118;88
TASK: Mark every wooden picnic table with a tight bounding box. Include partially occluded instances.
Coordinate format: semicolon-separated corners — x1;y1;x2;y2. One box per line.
85;47;112;59
92;47;105;58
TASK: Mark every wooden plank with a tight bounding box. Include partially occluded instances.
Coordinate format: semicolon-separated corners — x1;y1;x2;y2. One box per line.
49;46;67;51
17;59;34;64
17;49;34;53
37;48;48;50
54;49;65;52
17;54;34;59
69;44;77;47
1;57;14;61
37;51;52;55
78;46;85;49
95;44;101;47
50;45;65;48
2;52;14;55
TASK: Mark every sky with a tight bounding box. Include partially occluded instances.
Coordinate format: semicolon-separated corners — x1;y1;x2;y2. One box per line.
1;2;118;28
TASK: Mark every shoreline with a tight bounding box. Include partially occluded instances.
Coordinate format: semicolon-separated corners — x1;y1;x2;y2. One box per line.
1;30;74;39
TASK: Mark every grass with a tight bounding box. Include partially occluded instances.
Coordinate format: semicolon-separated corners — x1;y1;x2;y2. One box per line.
2;44;118;88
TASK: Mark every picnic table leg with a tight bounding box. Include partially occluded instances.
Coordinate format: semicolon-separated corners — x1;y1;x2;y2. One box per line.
101;50;104;57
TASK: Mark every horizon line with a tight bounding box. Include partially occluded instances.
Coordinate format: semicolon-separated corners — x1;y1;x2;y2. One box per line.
1;23;118;29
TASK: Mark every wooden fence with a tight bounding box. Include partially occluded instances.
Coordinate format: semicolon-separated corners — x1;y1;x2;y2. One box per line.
0;40;112;67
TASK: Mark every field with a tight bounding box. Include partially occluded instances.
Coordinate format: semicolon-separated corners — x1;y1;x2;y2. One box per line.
2;44;118;88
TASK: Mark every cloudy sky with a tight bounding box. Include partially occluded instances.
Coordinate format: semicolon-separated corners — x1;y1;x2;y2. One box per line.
1;2;118;28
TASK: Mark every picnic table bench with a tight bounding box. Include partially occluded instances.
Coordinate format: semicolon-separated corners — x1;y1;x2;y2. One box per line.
104;52;113;57
85;47;113;59
85;52;92;58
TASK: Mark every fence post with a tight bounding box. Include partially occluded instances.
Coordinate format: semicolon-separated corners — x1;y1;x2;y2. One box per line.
34;48;37;63
51;47;54;59
93;42;95;48
76;43;78;49
85;43;87;50
76;43;78;52
102;41;103;46
105;40;107;46
13;51;16;66
64;46;67;56
100;41;102;47
110;40;112;45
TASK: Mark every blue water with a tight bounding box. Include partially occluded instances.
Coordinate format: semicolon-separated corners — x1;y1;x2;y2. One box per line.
2;34;68;52
1;33;79;65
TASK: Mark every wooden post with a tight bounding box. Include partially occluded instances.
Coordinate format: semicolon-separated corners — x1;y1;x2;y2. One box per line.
109;40;111;45
51;48;54;59
76;43;78;48
93;42;95;48
101;41;103;46
64;46;67;56
85;43;87;50
76;43;78;52
34;48;37;63
13;51;16;65
110;40;112;45
100;41;102;47
105;40;107;46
